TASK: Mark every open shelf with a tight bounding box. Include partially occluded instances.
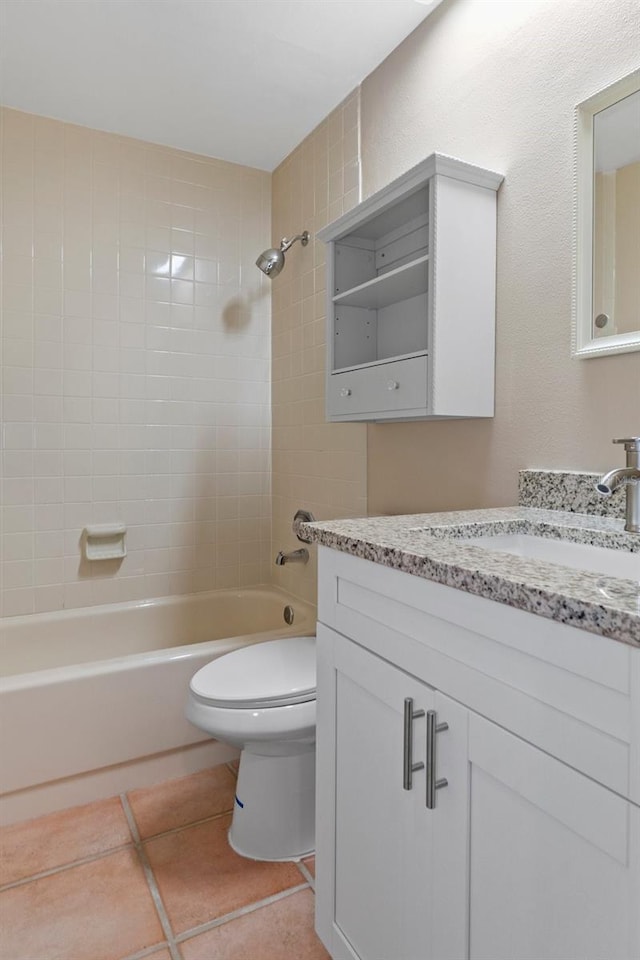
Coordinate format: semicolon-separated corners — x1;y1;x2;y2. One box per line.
333;350;428;375
318;153;502;421
332;255;429;310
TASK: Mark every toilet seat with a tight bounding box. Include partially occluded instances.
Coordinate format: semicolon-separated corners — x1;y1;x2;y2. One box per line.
189;635;316;709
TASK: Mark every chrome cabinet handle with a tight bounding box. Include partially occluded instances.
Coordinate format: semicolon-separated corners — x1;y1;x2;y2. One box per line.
403;697;425;790
339;387;352;398
387;379;399;391
426;710;448;808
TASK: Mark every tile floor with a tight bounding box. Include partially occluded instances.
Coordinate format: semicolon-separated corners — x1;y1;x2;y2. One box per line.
0;764;328;960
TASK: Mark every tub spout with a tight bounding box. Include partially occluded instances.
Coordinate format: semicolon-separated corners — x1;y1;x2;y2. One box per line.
275;548;309;566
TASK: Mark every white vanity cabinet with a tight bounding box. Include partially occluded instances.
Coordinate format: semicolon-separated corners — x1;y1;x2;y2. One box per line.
317;155;503;422
315;548;640;960
322;633;468;960
464;711;636;960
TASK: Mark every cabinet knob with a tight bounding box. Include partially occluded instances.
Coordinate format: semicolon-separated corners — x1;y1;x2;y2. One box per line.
339;388;352;398
387;379;399;391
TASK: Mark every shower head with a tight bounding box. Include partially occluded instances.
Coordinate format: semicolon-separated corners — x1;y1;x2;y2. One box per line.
255;246;285;278
256;230;309;278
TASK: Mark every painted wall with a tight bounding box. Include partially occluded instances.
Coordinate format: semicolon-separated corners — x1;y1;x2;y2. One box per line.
361;0;640;515
271;93;367;604
0;109;271;616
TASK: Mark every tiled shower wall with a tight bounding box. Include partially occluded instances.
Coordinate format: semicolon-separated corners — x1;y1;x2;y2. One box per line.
271;91;367;605
0;108;272;617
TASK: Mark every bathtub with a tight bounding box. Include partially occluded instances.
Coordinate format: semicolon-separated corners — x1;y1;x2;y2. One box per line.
0;587;315;824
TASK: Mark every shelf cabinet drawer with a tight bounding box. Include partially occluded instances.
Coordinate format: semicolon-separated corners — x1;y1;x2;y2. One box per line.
328;355;428;419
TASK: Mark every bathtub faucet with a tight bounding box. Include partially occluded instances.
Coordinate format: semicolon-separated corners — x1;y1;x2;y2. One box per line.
275;548;309;566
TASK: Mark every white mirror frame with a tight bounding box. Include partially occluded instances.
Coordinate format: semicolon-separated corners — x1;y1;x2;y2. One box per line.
573;68;640;359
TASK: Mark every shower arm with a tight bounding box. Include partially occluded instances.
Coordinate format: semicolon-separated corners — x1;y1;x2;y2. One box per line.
280;230;310;253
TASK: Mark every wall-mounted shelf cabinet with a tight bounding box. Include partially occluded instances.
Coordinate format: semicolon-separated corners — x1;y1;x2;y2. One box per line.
318;154;504;422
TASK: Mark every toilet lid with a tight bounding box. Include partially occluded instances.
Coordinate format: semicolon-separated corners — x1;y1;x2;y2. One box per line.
189;636;316;708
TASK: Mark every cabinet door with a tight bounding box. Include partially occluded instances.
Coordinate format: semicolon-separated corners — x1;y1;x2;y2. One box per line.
467;713;640;960
316;625;468;960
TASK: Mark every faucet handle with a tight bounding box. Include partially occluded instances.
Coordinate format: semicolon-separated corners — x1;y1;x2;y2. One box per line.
293;508;316;543
613;438;640;449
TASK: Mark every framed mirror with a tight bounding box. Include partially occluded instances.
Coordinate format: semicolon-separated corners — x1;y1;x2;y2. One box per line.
573;69;640;358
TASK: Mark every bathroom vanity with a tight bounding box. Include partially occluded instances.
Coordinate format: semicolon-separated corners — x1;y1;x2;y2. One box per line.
303;494;640;960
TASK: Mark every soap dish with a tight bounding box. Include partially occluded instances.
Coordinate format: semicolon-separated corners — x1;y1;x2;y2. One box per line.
84;524;127;561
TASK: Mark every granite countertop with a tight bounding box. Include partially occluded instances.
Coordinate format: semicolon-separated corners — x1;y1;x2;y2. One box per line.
301;506;640;647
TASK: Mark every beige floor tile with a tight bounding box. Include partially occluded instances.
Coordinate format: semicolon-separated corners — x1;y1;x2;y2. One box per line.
303;855;316;878
0;796;132;886
180;889;330;960
0;848;164;960
127;765;236;839
145;815;302;933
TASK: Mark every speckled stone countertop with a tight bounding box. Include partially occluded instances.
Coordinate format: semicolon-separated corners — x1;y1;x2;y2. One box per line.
301;507;640;647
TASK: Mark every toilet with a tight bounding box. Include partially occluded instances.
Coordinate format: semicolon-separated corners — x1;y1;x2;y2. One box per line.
185;635;316;862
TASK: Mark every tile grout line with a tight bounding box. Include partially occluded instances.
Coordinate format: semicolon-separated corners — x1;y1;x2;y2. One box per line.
174;881;310;944
297;859;315;890
0;841;136;892
142;806;234;843
121;943;173;960
120;794;183;960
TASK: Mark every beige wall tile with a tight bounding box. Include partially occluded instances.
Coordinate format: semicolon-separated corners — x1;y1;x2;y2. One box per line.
271;91;367;606
1;108;272;615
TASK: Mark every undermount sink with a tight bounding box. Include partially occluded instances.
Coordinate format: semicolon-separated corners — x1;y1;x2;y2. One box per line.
459;533;640;581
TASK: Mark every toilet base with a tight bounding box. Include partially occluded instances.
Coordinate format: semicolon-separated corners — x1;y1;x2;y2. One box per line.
229;744;315;861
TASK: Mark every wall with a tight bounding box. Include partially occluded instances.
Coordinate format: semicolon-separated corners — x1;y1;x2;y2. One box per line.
360;0;640;515
0;108;271;617
271;93;367;604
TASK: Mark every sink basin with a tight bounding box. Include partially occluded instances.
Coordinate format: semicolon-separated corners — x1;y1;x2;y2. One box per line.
460;533;640;581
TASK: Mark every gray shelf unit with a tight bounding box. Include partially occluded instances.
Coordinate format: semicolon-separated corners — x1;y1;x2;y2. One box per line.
317;154;504;422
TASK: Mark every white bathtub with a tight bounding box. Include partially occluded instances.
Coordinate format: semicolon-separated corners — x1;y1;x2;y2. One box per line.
0;588;315;824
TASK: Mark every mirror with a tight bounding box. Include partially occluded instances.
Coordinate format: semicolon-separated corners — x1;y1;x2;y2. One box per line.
573;70;640;358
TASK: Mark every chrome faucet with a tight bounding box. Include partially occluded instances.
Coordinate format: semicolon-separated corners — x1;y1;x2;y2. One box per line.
596;437;640;534
275;548;309;566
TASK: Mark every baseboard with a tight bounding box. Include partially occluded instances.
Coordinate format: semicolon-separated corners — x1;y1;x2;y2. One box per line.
0;740;239;826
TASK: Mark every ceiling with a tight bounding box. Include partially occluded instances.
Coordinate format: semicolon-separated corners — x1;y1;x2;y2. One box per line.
0;0;443;171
